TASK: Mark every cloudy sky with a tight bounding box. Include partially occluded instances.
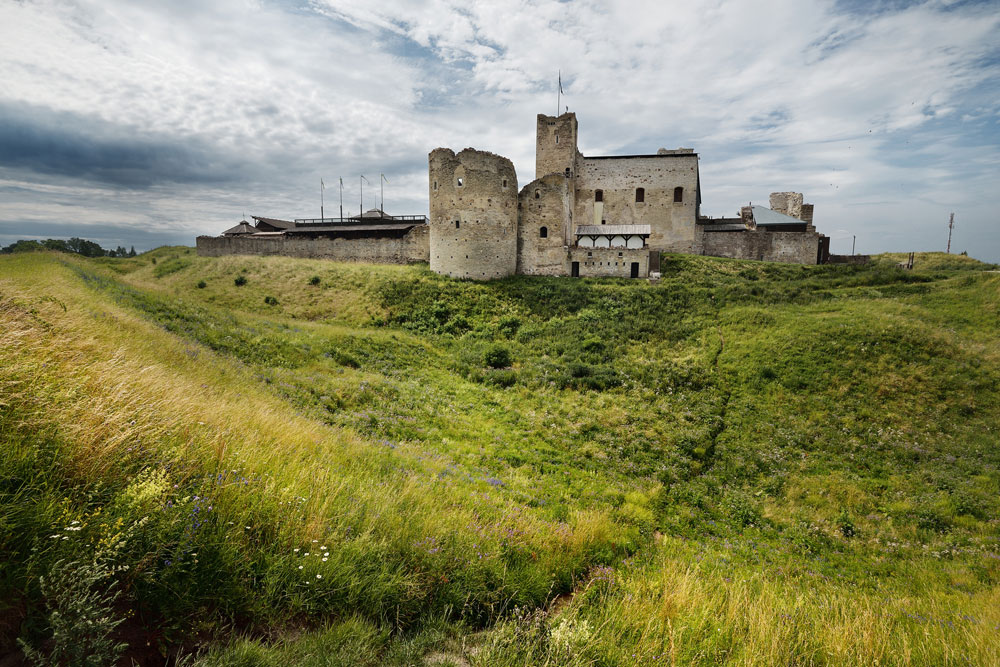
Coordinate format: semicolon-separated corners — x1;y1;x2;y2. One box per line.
1;0;998;259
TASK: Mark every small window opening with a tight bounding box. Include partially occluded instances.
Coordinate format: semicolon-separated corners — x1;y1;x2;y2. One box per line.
565;168;571;177
601;219;606;225
595;189;603;202
540;226;548;238
555;134;559;144
433;181;437;190
502;179;507;188
455;220;460;229
636;187;645;203
674;186;683;202
534;190;540;199
457;177;463;187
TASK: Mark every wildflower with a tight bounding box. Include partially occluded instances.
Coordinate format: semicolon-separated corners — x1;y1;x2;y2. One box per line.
312;539;318;543
304;552;310;556
316;574;322;579
320;546;327;550
322;558;328;562
294;548;300;552
298;566;303;570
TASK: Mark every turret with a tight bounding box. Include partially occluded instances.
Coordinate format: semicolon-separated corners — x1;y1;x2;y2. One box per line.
535;112;578;180
428;148;518;280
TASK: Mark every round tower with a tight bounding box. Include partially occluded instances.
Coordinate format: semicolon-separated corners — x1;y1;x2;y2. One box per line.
428;147;518;280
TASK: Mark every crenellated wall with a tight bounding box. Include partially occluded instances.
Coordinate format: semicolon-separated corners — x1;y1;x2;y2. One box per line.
428;147;518;280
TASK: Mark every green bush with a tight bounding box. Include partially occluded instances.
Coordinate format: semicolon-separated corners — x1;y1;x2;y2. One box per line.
484;345;512;369
197;280;207;289
234;275;248;287
18;559;127;666
309;275;321;286
264;296;278;306
837;509;856;538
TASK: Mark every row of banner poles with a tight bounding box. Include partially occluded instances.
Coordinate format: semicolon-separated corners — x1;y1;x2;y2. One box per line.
320;174;390;221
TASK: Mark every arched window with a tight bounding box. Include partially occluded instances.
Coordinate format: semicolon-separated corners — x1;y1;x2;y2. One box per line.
457;177;463;187
636;187;645;203
565;167;571;177
595;189;603;202
534;190;540;199
540;226;548;238
674;186;683;202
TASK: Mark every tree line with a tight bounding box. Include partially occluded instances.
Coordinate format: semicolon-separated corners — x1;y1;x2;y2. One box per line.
0;238;138;258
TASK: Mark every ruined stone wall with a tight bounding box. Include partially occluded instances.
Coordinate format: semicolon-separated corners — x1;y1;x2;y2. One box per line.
517;174;571;276
536;113;578;181
428;147;518;280
697;228;821;264
195;225;430;264
573;155;699;254
567;246;648;278
769;192;804;220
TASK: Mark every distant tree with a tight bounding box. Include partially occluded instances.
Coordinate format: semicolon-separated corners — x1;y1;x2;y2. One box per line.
129;246;137;257
2;240;45;254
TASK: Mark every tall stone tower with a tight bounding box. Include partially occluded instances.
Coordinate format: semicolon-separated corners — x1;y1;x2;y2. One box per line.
428;148;518;280
536;112;578;180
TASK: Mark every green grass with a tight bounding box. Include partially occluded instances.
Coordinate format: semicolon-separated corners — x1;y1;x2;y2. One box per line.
2;248;998;665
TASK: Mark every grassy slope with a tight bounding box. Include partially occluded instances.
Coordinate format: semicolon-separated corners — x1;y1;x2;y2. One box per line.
2;248;998;665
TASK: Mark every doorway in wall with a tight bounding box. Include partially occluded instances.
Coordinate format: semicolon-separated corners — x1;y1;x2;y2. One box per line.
571;261;580;277
630;262;639;278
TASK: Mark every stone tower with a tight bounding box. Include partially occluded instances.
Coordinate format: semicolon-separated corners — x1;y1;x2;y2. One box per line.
428;147;518;280
536;112;578;180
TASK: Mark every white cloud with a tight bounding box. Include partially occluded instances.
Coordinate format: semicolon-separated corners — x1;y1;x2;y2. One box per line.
0;0;997;259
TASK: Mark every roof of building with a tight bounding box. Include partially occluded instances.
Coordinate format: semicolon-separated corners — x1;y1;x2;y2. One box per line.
576;225;652;236
584;153;698;160
751;206;805;226
351;208;395;220
252;216;296;230
283;223;420;234
222;222;257;235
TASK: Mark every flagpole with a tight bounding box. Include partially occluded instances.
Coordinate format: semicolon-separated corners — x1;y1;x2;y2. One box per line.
557;70;561;116
339;177;343;222
360;175;363;217
320;178;324;221
380;173;384;215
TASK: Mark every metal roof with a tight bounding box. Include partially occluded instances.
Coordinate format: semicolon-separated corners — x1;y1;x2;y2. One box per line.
222;222;257;235
576;225;651;235
252;216;295;229
751;206;805;226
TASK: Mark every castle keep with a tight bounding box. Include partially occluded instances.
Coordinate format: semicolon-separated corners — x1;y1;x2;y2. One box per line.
198;111;829;276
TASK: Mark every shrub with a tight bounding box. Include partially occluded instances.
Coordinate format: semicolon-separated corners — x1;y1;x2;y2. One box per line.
234;275;247;287
264;296;278;306
837;509;856;538
498;315;521;338
724;493;762;529
484;344;512;369
309;275;321;286
485;369;517;387
197;280;207;289
18;559;127;666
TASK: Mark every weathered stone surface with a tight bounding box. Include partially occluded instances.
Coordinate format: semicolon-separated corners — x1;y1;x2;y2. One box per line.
428;148;518;280
196;225;428;263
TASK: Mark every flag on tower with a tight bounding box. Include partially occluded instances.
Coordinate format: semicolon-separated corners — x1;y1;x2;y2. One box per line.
558;70;563;95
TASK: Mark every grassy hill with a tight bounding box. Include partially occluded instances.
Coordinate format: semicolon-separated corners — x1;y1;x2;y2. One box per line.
1;248;998;665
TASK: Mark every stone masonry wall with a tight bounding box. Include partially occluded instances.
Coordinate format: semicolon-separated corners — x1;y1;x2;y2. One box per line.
196;225;429;263
698;228;820;264
769;192;804;219
568;246;649;278
428;147;518;280
536;113;579;181
573;155;699;254
518;173;571;276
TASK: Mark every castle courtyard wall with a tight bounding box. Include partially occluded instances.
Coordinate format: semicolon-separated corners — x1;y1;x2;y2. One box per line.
196;225;429;264
573;155;699;254
697;228;820;264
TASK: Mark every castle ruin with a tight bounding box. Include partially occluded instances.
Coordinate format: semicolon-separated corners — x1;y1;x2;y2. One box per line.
197;111;829;276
